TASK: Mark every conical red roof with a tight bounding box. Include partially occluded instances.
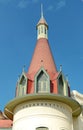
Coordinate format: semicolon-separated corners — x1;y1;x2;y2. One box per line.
37;16;48;27
28;38;57;78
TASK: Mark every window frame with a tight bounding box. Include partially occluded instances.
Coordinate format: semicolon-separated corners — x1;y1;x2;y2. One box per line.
34;67;50;93
57;72;69;96
17;73;27;96
36;127;49;130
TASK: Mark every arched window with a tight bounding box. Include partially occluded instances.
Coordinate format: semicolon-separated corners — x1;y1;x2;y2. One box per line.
45;27;47;34
58;73;70;96
41;26;43;33
37;71;48;93
58;75;64;95
39;27;40;34
36;127;48;130
18;75;27;96
35;68;50;93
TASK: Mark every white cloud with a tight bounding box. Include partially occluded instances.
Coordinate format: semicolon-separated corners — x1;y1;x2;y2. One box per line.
56;0;66;10
0;0;38;8
47;0;66;12
18;0;39;9
47;5;54;11
18;0;29;8
0;0;66;10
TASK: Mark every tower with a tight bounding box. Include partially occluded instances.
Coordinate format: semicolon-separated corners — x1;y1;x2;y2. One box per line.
4;6;81;130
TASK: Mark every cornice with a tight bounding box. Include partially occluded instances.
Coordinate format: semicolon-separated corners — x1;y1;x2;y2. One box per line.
71;90;83;105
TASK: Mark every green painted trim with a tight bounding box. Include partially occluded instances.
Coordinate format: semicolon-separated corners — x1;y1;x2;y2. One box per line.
4;93;81;120
34;67;50;93
61;74;68;96
57;72;69;96
17;72;28;97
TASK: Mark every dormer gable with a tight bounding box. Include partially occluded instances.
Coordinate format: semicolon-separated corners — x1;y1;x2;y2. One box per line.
34;67;50;93
16;72;27;97
57;72;70;97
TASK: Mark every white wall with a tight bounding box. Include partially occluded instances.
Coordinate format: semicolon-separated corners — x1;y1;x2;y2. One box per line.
13;100;73;130
71;90;83;130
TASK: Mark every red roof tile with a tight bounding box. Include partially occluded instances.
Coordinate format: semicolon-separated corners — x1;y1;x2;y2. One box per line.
37;17;48;27
0;120;12;128
28;38;57;79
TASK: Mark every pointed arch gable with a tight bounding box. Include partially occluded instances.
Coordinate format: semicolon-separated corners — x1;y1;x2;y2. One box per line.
57;72;69;96
17;72;27;96
34;67;50;93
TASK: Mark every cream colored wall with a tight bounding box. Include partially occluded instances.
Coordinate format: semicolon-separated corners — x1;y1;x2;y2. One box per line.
13;100;73;130
37;25;48;39
71;90;83;130
78;115;83;130
73;115;83;130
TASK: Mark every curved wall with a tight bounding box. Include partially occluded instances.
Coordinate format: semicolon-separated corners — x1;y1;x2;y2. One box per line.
13;100;73;130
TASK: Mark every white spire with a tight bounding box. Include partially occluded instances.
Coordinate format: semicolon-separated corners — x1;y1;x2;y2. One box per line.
36;4;48;40
41;4;43;18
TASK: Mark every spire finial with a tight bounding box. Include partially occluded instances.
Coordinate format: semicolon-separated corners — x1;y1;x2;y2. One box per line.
60;65;62;72
23;65;26;72
41;3;43;18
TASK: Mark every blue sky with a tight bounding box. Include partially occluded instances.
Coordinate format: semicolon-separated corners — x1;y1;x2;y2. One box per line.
0;0;83;111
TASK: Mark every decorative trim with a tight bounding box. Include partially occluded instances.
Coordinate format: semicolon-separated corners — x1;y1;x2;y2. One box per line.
17;72;27;97
71;90;83;104
14;101;72;117
57;72;69;96
34;67;50;93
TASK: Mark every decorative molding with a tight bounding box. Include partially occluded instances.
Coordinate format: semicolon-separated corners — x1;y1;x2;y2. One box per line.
14;101;71;118
71;90;83;105
34;67;50;93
